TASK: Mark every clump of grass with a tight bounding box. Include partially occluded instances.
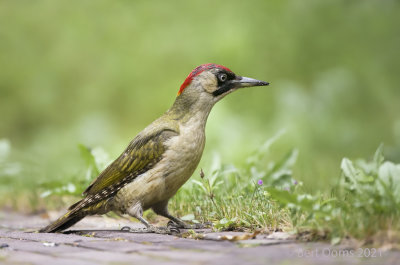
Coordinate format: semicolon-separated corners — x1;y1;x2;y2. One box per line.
171;131;296;231
172;138;400;247
266;145;400;246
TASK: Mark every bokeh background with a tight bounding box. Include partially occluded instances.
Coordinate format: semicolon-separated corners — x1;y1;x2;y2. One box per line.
1;0;399;210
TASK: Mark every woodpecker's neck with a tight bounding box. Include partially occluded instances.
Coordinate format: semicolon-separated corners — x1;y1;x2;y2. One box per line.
167;88;215;127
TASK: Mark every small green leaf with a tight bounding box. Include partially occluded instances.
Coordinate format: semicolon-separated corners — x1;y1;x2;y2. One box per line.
331;237;341;245
341;158;357;180
181;214;195;221
78;144;99;175
219;218;229;224
40;190;52;198
192;180;207;193
210;152;221;173
373;144;384;169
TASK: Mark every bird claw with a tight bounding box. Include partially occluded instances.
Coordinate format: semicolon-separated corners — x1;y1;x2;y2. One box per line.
166;221;182;233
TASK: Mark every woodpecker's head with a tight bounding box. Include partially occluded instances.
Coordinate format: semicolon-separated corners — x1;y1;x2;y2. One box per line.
169;64;269;119
177;64;269;103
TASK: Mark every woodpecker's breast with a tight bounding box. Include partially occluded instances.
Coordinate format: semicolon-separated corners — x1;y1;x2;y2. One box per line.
114;114;206;212
161;116;206;197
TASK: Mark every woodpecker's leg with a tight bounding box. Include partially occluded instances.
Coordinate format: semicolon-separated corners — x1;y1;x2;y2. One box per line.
124;202;173;234
152;200;206;229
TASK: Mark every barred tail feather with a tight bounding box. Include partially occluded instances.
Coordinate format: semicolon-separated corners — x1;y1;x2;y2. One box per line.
39;210;84;233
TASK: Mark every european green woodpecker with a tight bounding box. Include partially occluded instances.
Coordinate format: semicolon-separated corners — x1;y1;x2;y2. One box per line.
40;63;269;233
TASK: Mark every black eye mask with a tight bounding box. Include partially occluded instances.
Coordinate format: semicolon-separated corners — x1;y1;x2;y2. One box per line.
213;71;236;97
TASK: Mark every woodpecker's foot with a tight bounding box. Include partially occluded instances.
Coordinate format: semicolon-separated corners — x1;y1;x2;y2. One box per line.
167;220;212;230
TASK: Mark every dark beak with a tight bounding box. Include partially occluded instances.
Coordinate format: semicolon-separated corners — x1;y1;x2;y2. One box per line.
232;76;269;88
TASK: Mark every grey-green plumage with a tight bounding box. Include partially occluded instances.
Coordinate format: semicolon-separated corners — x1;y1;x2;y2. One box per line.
40;64;269;233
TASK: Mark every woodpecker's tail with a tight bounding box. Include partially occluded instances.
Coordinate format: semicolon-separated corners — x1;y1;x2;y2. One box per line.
39;208;85;233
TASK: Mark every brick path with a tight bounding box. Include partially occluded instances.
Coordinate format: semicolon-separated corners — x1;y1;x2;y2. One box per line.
0;211;397;265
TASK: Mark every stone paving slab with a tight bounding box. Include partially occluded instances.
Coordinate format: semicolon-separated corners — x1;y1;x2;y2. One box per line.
0;211;398;265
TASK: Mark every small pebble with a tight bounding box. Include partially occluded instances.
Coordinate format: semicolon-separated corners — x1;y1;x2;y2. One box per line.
43;242;58;247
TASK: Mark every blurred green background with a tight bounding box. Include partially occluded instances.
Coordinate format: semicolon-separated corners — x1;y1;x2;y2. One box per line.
1;0;399;210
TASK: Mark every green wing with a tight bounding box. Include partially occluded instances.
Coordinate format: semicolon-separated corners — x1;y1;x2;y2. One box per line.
72;126;179;211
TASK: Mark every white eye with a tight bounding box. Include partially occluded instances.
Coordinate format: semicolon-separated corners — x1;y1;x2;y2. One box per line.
218;73;227;82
